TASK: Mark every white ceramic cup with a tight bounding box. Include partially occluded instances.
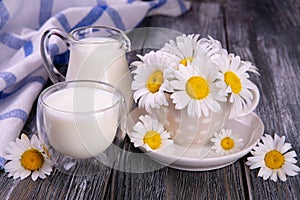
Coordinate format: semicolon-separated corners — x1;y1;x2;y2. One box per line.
154;86;259;146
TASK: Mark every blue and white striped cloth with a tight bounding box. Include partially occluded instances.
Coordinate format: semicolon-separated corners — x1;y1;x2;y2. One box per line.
0;0;190;169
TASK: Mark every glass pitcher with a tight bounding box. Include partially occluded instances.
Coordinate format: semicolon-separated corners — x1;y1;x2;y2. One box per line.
40;26;133;110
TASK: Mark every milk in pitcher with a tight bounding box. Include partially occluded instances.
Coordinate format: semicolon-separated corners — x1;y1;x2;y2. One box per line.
66;37;132;110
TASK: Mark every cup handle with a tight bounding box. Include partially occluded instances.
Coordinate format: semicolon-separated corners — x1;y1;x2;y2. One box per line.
40;28;69;83
228;84;260;119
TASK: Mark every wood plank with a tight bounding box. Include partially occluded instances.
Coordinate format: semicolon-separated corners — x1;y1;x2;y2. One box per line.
107;137;168;199
224;0;300;199
166;163;247;200
145;1;227;46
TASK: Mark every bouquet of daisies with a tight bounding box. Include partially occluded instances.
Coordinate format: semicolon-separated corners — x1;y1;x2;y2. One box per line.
130;34;259;118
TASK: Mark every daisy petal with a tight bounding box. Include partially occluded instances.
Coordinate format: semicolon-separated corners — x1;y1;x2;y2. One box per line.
270;171;278;182
277;169;287;182
280;143;292;154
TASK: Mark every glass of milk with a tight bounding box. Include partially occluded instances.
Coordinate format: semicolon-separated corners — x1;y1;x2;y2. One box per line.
37;80;126;176
40;26;133;110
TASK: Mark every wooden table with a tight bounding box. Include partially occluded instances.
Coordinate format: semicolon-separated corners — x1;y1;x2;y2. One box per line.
1;0;299;199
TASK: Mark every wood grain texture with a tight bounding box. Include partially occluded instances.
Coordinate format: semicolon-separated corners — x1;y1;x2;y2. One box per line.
0;0;299;199
0;156;112;200
224;0;300;199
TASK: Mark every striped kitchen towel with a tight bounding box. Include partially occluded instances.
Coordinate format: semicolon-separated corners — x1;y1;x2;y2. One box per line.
0;0;191;169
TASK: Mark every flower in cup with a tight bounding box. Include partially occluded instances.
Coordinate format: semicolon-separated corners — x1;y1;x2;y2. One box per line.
131;51;173;113
160;34;221;69
211;128;244;155
246;134;300;182
161;34;201;67
212;51;259;114
130;34;259;119
198;35;223;58
170;60;226;118
4;134;52;181
130;115;172;151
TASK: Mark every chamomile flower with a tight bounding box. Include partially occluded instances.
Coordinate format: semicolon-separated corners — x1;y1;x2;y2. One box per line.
130;115;172;151
131;51;173;113
211;128;243;155
4;134;52;181
161;34;211;68
246;134;300;182
170;60;226;118
212;51;259;115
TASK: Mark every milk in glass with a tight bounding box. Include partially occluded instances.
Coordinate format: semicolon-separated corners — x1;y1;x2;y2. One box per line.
43;86;119;159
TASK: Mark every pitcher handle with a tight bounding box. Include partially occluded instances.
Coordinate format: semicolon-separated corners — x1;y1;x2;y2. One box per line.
40;28;69;83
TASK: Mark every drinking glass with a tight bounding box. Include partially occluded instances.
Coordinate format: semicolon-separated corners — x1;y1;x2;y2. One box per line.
37;80;126;176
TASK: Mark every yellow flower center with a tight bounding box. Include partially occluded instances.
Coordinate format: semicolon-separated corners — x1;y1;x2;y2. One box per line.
21;148;44;171
264;150;285;169
221;137;235;150
146;70;164;93
185;76;210;100
224;71;242;94
180;57;193;66
143;130;162;150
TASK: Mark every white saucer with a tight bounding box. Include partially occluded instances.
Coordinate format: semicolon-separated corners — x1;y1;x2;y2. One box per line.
126;108;264;171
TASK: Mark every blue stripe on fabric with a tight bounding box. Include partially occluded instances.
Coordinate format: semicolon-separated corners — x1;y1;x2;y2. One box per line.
149;0;167;10
53;50;69;65
106;7;126;30
48;43;59;56
0;75;46;99
55;13;71;32
0;33;27;50
47;43;69;65
24;75;46;85
0;157;6;170
177;0;188;13
0;2;9;29
0;109;28;123
97;0;106;6
127;0;134;3
73;5;107;30
0;72;17;88
23;41;33;57
39;0;53;26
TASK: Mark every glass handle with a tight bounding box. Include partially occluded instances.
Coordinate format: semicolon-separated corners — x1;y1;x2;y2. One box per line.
119;95;127;132
120;30;131;52
40;28;69;83
116;95;127;142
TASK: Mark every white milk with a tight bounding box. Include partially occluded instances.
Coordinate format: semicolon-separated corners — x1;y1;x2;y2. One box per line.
66;37;133;110
43;86;119;159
